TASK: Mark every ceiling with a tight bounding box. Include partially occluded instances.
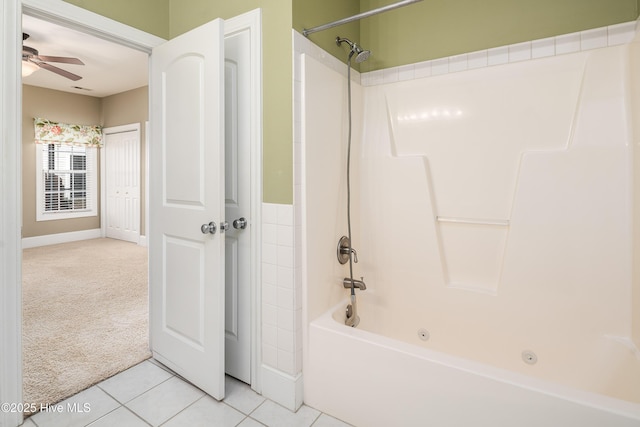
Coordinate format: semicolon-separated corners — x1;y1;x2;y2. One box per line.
22;15;149;98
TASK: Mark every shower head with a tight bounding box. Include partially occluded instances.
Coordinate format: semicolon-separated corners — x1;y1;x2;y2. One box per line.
354;49;371;63
336;36;371;63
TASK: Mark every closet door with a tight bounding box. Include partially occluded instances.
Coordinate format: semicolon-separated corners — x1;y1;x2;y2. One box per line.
104;128;140;243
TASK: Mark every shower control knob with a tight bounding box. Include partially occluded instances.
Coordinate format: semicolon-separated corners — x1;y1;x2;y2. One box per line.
233;217;247;229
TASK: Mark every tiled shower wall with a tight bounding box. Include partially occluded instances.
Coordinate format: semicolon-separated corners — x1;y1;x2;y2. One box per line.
360;20;637;86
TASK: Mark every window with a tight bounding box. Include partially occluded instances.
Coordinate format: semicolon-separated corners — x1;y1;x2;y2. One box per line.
34;117;101;221
36;143;97;220
38;143;97;217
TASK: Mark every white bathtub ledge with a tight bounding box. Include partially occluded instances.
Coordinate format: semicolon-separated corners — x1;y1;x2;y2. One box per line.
306;300;640;426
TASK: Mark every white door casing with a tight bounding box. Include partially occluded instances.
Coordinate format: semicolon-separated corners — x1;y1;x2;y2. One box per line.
103;125;140;243
224;29;252;383
1;1;23;426
149;18;226;400
2;4;263;424
2;2;165;426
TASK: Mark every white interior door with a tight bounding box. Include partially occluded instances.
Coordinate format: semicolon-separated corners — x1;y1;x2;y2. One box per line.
104;128;140;243
149;18;226;400
224;29;251;383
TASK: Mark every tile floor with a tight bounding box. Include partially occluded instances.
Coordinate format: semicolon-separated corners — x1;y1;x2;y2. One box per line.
20;359;351;427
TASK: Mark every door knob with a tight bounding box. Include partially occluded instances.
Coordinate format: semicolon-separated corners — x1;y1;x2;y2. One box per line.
232;217;247;229
220;221;230;233
201;221;217;234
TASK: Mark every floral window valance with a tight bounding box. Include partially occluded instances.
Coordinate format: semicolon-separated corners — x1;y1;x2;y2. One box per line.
34;117;103;148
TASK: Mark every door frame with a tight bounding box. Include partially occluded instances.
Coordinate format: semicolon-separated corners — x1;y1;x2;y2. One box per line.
101;123;141;244
223;8;263;388
0;2;262;425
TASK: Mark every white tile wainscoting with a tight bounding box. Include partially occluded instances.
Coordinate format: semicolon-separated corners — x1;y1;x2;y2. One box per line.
260;203;303;411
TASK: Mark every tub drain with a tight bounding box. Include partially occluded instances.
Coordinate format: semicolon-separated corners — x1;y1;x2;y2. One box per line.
522;350;538;365
417;328;430;341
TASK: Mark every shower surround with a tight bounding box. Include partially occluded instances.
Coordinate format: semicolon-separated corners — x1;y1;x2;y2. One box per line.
297;19;640;427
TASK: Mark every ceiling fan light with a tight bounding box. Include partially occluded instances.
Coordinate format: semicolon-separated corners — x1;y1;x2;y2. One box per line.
22;60;39;77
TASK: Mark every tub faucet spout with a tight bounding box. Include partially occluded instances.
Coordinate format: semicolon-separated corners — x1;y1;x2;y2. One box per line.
343;276;366;290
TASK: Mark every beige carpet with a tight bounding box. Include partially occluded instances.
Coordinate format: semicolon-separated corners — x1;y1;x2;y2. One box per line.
22;238;151;407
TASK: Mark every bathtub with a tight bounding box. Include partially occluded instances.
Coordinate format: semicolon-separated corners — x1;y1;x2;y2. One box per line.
298;24;640;427
303;296;640;427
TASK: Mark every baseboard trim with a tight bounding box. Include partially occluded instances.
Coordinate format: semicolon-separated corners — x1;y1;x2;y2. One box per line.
261;365;303;411
22;228;102;249
138;235;148;247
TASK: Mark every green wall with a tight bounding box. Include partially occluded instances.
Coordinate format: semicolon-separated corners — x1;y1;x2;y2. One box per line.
169;0;294;204
360;0;640;70
292;0;361;69
294;1;639;71
62;0;169;39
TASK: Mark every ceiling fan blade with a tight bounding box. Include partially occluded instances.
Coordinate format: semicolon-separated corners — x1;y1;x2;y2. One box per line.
35;55;84;65
36;62;83;81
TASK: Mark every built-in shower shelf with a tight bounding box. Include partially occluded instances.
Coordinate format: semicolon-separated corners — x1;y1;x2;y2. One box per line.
436;216;510;294
436;216;510;227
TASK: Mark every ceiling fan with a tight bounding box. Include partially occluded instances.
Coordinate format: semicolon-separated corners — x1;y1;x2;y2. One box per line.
22;33;84;81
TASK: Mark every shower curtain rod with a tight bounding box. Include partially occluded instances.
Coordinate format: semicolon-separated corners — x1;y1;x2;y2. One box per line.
302;0;423;37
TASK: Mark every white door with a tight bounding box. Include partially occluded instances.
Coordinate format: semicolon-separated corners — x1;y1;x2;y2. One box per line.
224;30;251;383
104;128;140;243
149;18;226;400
